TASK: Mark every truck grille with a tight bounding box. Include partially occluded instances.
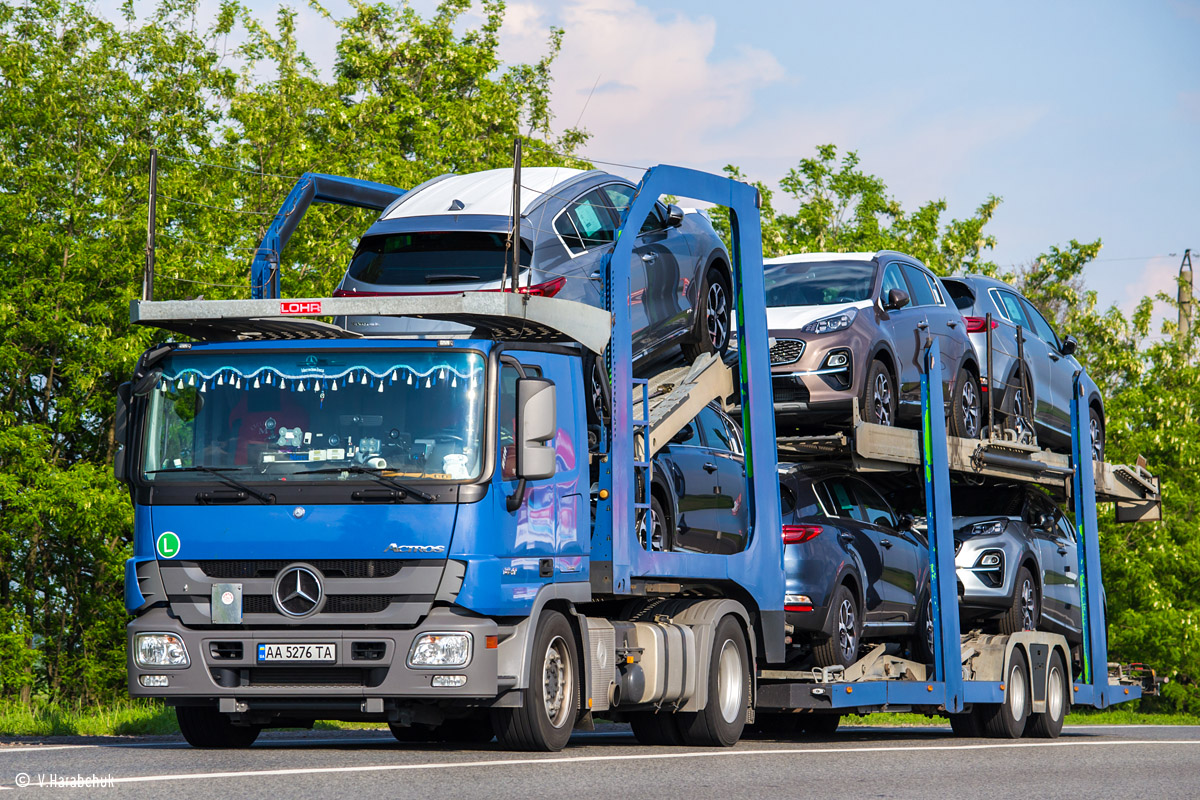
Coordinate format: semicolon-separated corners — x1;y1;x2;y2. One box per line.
198;560;405;579
770;338;806;365
243;595;399;615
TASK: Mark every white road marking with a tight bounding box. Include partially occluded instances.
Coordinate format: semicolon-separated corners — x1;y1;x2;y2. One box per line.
4;738;1199;789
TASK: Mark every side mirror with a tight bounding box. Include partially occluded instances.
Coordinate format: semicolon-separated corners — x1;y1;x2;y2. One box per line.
131;368;163;397
114;382;132;483
1060;335;1077;356
670;423;695;445
516;378;557;481
666;204;684;228
898;513;915;531
1035;512;1054;531
884;288;910;311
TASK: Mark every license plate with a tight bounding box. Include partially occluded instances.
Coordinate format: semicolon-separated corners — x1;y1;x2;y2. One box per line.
257;643;337;662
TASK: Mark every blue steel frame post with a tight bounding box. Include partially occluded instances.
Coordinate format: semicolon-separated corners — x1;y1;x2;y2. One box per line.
592;166;785;662
919;337;965;713
1071;372;1114;707
250;173;405;299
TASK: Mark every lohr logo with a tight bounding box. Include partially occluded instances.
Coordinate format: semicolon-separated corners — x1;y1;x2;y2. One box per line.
385;543;446;554
280;301;322;315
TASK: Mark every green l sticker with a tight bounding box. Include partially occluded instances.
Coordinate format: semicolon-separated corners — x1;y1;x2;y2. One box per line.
156;531;181;559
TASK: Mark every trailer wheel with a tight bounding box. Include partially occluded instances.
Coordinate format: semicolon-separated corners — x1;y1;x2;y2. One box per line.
1026;650;1068;739
629;709;684;745
677;615;750;747
978;648;1030;739
492;610;578;751
948;711;982;737
176;706;261;749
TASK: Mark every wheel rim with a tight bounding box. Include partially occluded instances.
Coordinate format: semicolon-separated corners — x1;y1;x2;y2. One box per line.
960;378;979;437
706;282;729;349
1012;389;1032;442
1009;660;1027;721
1020;578;1037;631
873;372;893;426
925;598;935;655
590;361;606;421
1090;416;1102;462
542;635;573;728
716;639;744;724
1047;663;1064;721
837;597;858;661
637;506;664;550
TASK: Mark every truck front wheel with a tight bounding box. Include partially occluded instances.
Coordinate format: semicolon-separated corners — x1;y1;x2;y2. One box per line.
176;706;261;749
492;610;578;751
677;615;750;747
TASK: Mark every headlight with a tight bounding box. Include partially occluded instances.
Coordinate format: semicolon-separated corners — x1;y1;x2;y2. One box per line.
801;308;857;334
135;633;190;668
965;519;1008;537
408;633;472;668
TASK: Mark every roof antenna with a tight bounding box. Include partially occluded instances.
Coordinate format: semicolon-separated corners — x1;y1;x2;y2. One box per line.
510;137;522;293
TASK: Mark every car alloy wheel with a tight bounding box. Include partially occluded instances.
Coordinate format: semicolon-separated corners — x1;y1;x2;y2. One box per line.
960;377;980;438
706;282;730;351
837;596;858;662
873;372;893;426
1020;576;1038;631
1090;414;1103;463
1010;388;1033;443
925;597;935;656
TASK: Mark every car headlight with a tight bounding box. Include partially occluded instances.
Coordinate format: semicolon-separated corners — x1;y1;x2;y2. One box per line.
964;519;1008;537
408;633;472;668
135;633;190;668
801;308;857;334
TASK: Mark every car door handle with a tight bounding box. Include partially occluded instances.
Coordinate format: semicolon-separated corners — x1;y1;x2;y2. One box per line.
642;253;657;263
1049;353;1061;361
917;321;929;330
880;539;893;549
1057;546;1069;555
946;319;958;328
703;462;718;473
589;269;603;280
838;532;854;543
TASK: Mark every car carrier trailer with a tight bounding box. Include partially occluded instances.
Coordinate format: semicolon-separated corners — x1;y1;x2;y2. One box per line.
117;163;1156;751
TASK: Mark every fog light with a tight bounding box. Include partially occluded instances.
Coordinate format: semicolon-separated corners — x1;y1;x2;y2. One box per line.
135;633;190;667
408;633;472;668
980;553;1001;567
139;674;169;687
826;352;849;368
432;675;468;688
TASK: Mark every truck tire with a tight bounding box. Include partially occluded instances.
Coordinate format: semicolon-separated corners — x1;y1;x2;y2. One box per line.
998;566;1039;635
492;610;578;751
677;615;750;747
812;584;861;668
629;710;684;745
176;706;261;749
1026;651;1068;739
978;648;1030;739
948;711;982;737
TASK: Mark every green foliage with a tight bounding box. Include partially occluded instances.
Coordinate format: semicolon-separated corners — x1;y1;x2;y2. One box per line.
0;0;579;704
0;698;177;736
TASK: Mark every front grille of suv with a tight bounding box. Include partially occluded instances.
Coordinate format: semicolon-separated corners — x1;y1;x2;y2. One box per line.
772;379;810;405
770;338;806;365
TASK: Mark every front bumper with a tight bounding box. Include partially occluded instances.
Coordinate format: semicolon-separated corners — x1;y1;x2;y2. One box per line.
128;606;499;703
955;539;1022;616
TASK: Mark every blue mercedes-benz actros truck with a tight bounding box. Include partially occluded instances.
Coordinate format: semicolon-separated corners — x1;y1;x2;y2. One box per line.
116;165;1151;751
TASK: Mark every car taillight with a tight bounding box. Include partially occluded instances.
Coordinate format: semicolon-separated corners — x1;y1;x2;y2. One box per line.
963;316;998;333
333;276;566;299
782;524;822;544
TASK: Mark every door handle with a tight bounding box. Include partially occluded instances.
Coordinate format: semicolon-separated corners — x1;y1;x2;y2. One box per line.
917;321;929;330
946;320;958;328
1049;353;1061;361
642;253;657;263
703;462;718;473
589;269;603;280
880;539;893;549
1057;546;1069;555
838;532;854;543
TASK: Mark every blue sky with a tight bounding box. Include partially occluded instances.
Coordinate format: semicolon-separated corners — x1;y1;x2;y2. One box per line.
111;0;1200;326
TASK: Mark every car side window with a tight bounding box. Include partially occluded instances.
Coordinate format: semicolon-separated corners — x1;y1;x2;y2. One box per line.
850;479;897;529
880;262;907;301
993;290;1031;329
926;274;946;305
1021;299;1060;349
697;406;734;452
600;184;663;235
558;189;618;254
672;421;702;447
720;414;744;457
819;478;867;522
554;213;585;254
901;264;937;306
1057;512;1077;543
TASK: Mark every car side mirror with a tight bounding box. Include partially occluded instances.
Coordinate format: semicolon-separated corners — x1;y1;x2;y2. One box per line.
1035;512;1054;531
898;513;915;531
666;204;684;228
670;423;695;444
884;288;909;311
114;381;131;483
1060;335;1077;356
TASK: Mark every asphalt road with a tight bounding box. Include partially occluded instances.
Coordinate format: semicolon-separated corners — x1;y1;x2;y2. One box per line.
2;723;1199;799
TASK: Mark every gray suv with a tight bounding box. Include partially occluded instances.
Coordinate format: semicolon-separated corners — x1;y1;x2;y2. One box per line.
335;167;733;368
941;275;1104;461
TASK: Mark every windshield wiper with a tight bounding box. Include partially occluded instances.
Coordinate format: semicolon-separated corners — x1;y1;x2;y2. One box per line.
302;466;434;502
145;466;274;504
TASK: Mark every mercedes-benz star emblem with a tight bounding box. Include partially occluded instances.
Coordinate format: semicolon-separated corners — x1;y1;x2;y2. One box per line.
273;565;323;617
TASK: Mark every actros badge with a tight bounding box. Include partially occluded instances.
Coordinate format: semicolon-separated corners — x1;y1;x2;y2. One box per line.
384;543;446;554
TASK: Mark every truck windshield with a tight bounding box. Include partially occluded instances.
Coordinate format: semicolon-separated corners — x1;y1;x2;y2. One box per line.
140;350;486;483
764;261;876;307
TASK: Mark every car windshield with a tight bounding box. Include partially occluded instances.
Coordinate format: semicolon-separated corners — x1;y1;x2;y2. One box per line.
140;350;487;483
346;231;532;286
764;261;876;307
